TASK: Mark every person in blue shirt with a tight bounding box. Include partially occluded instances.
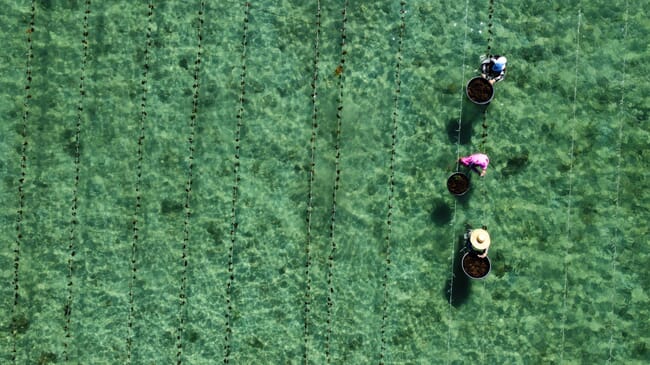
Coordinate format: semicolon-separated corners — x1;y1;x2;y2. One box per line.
481;55;507;84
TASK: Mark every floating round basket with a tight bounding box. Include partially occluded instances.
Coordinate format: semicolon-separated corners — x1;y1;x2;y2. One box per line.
466;76;494;105
447;172;470;196
461;252;491;280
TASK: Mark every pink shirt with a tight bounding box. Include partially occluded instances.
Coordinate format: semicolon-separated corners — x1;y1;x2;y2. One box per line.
460;153;489;170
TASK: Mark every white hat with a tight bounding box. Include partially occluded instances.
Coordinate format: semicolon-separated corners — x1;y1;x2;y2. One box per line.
470;229;491;250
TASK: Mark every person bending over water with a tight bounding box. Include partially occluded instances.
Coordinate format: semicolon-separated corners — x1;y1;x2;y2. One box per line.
481;55;507;84
459;153;489;177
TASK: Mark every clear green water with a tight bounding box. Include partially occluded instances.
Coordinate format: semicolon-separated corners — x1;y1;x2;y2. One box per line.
1;0;648;364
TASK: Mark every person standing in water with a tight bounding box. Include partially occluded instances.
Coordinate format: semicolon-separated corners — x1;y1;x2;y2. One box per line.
464;227;491;258
481;55;507;84
459;153;489;177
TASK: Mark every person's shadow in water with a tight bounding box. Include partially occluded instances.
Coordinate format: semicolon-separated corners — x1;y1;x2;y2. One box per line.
443;233;472;307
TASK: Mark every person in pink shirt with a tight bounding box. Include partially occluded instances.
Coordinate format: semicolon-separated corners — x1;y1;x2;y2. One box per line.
459;153;489;176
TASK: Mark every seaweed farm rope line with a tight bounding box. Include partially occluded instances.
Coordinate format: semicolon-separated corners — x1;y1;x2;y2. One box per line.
11;1;35;363
478;1;494;347
473;0;494;240
447;1;469;363
559;9;581;362
302;1;321;364
224;2;250;363
606;2;628;363
379;3;405;364
325;1;348;363
125;2;154;364
479;0;495;225
479;110;489;226
484;0;494;58
559;9;581;364
63;1;91;361
480;0;495;157
479;3;495;359
478;104;490;362
175;2;205;364
480;0;494;213
480;108;488;154
453;0;470;172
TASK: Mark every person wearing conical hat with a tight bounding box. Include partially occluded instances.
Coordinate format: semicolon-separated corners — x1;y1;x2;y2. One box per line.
465;227;491;258
480;55;507;85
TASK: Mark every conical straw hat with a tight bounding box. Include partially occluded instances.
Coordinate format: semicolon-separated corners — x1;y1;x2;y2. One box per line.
470;229;491;250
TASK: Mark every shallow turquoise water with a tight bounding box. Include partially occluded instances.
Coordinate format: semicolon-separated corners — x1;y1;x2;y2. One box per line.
0;0;648;364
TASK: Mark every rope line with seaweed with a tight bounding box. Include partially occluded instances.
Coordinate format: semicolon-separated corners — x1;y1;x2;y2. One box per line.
379;2;405;364
447;1;470;363
606;2;628;362
224;3;250;363
303;1;322;364
63;1;91;361
559;9;581;364
478;0;496;246
11;1;36;363
478;3;497;358
484;0;494;60
479;0;495;156
126;2;154;363
325;1;349;363
175;2;205;364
